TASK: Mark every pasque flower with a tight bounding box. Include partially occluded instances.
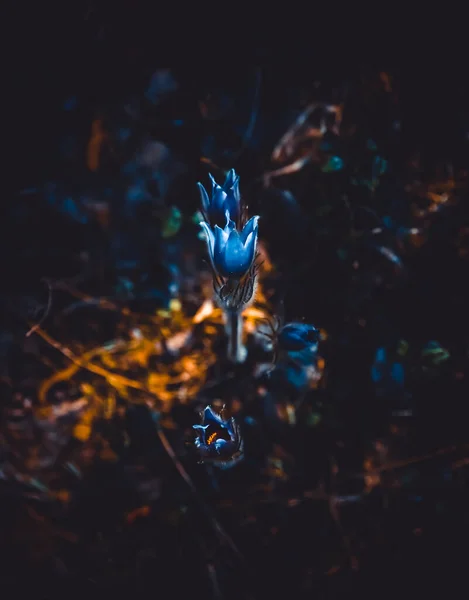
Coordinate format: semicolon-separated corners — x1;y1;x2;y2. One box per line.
193;405;244;469
197;169;241;227
278;323;320;353
258;320;320;371
200;210;259;279
198;169;260;363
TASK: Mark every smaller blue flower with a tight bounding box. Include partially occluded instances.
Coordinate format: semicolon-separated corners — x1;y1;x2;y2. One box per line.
193;406;244;469
278;323;320;353
371;345;406;395
197;169;241;226
200;210;259;278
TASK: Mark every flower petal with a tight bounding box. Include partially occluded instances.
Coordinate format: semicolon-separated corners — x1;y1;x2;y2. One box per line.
214;223;230;246
223;169;236;189
216;229;251;276
222;210;239;234
224;191;240;222
209;173;218;193
240;215;259;244
242;231;257;266
230;174;241;204
212;188;228;213
197;182;210;215
213;439;232;455
199;221;215;258
226;220;236;235
193;423;209;444
201;406;227;427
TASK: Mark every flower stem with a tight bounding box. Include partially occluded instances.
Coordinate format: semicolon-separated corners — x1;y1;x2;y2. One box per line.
225;310;246;363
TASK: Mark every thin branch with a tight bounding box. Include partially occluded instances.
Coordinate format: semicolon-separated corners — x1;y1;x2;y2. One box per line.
52;281;131;316
32;327;148;403
362;443;465;476
155;425;244;562
25;279;53;337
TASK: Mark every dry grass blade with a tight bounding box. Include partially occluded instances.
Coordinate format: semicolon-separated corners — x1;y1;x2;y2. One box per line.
155;425;244;562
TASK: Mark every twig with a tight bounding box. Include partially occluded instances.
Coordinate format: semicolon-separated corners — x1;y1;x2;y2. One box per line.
206;563;224;599
200;157;227;177
327;459;359;571
362;444;464;476
260;156;312;184
52;281;131;316
32;327;149;403
25;279;53;337
155;425;243;562
271;102;319;162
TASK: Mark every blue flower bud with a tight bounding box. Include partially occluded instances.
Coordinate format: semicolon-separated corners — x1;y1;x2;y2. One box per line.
192;406;244;469
278;323;320;352
198;169;241;226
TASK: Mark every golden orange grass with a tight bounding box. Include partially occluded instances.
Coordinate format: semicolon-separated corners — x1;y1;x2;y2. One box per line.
32;243;275;441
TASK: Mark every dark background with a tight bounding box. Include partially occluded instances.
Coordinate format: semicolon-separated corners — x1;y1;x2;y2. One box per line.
3;5;469;599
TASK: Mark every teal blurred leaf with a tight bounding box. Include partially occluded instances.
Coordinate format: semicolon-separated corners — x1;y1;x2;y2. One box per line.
321;156;344;173
162;206;182;238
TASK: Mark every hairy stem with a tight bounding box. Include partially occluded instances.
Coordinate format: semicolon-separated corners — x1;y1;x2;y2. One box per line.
225;310;246;363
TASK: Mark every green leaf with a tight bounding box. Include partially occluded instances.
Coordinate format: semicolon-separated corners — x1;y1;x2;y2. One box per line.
162;206;182;238
321;156;344;173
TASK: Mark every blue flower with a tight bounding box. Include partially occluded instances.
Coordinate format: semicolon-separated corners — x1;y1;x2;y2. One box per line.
193;406;244;469
200;210;259;278
198;169;241;226
278;323;320;352
371;345;406;392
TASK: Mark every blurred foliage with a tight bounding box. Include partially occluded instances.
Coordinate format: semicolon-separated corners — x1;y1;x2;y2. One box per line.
2;52;469;600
